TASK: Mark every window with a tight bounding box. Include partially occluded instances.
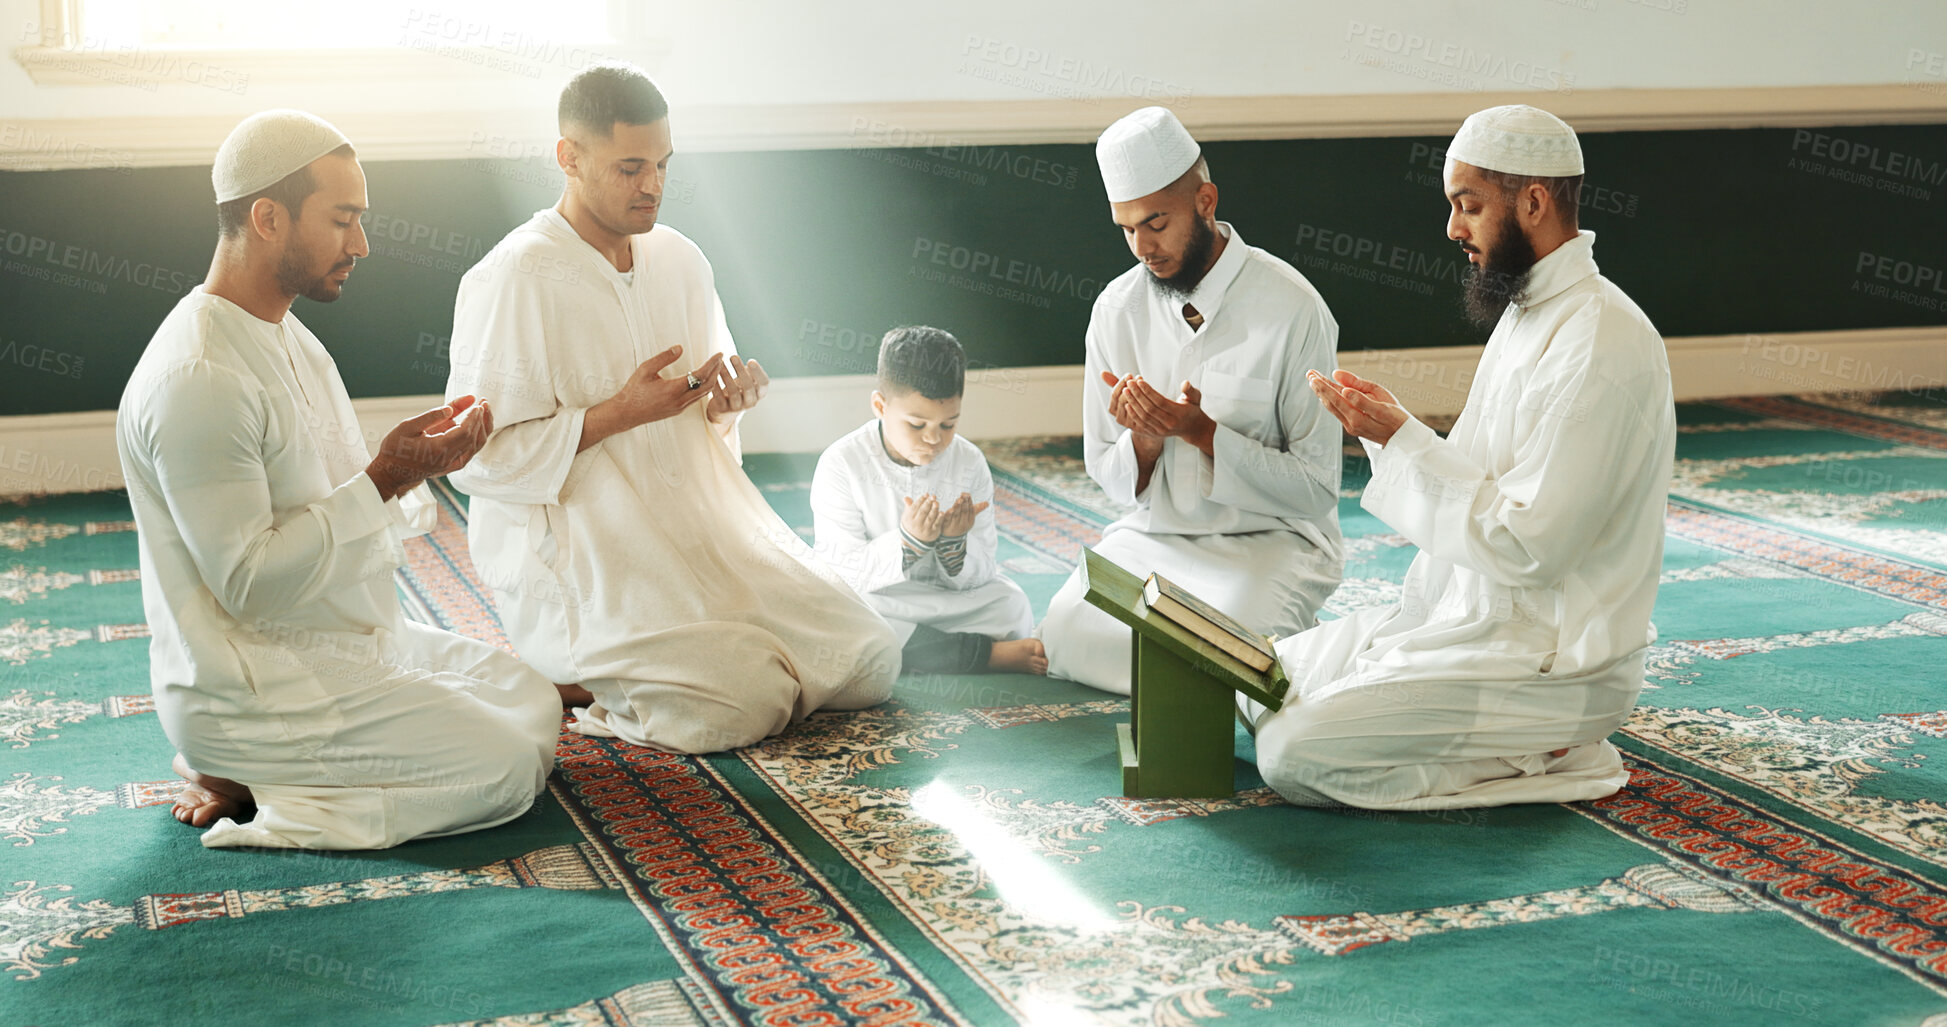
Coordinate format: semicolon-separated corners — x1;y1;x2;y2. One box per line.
17;0;629;86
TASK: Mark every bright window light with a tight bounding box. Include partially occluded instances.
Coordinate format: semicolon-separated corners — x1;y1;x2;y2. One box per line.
80;0;614;50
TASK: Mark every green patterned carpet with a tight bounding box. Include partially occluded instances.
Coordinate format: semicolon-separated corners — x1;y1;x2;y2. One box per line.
3;391;1944;1026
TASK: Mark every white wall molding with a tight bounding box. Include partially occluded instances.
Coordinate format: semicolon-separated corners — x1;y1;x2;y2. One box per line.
5;84;1947;172
1340;324;1947;416
5;326;1942;497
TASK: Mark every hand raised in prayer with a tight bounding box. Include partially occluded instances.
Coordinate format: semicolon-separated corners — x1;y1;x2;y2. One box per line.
937;492;990;537
1309;369;1407;445
901;493;944;544
706;356;770;424
611;345;725;431
1101;371;1218;455
367;394;495;501
1102;372;1167;464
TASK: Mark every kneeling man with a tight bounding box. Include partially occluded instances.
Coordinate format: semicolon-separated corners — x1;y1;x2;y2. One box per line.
1040;106;1344;694
448;64;898;752
1248;106;1676;810
118;111;561;849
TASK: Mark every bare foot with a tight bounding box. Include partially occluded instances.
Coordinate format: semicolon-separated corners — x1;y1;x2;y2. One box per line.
988;638;1048;675
170;753;252;828
556;682;596;708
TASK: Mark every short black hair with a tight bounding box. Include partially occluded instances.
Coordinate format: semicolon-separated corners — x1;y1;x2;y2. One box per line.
877;325;964;401
1479;168;1583;229
215;142;355;238
559;62;669;137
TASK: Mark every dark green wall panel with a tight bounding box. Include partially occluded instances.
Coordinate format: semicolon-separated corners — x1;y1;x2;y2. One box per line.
3;123;1943;416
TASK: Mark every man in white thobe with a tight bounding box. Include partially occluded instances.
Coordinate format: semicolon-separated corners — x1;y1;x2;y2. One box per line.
1248;105;1676;810
448;64;898;753
1040;106;1343;695
118;111;561;849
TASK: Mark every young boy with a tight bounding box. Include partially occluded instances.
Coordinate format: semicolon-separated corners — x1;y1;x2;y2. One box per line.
811;326;1046;675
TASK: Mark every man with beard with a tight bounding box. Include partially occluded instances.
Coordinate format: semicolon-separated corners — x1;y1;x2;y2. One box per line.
116;111;562;848
1039;106;1343;695
447;64;898;753
1246;105;1675;810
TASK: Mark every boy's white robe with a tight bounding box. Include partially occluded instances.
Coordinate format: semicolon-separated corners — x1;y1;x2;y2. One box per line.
1040;223;1344;694
810;421;1032;646
116;289;561;850
1245;231;1676;810
447;211;897;753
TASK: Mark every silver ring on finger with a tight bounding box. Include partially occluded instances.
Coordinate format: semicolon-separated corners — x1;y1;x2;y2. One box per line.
685;373;701;390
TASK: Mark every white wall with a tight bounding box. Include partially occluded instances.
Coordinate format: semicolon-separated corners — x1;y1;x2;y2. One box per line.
4;0;1945;121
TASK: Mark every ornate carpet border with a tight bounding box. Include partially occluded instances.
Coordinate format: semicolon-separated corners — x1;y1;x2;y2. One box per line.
550;729;975;1027
1664;499;1947;610
395;480;513;651
1718;396;1947;450
1576;750;1947;997
990;474;1108;566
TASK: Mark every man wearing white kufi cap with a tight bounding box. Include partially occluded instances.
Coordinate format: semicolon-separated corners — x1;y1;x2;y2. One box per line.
1245;105;1675;810
117;110;561;848
1039;105;1344;695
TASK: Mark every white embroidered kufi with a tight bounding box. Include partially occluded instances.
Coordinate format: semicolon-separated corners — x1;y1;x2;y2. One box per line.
1447;105;1584;177
1096;106;1200;203
212;110;351;203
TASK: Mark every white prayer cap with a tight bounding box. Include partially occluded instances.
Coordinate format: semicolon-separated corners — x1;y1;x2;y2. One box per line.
1096;106;1200;203
212;110;352;203
1446;104;1584;178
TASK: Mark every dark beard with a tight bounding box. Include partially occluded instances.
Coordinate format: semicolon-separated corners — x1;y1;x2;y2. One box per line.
1461;212;1538;328
277;248;349;303
1149;216;1218;299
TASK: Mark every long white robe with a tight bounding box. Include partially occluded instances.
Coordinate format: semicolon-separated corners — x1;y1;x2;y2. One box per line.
116;288;561;850
1246;231;1676;810
810;420;1032;646
447;211;898;754
1041;223;1344;694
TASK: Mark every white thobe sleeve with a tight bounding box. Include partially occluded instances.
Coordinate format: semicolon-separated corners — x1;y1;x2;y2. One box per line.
943;456;1001;590
1361;304;1654;590
809;450;908;595
393;483;439;537
699;262;745;461
319;352;437;540
445;267;588;506
137;361;398;623
1082;316;1147;506
1199;310;1340;523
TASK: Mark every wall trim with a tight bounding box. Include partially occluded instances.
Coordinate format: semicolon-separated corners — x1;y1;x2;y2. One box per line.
5;84;1947;172
4;326;1942;497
